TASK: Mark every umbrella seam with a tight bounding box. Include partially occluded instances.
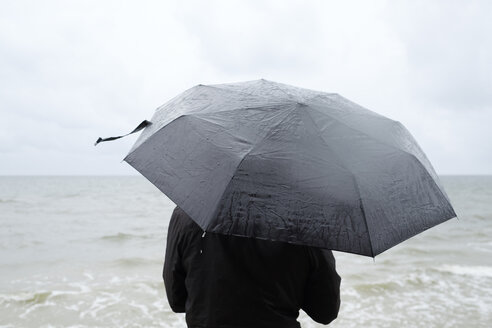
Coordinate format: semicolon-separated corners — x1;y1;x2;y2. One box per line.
205;105;299;232
307;94;385;119
124;115;193;161
271;82;337;98
126;101;300;160
406;153;457;219
202;83;260;98
304;105;455;256
305;105;436;180
299;105;375;257
209;80;337;101
269;82;296;101
191;102;296;119
188;104;300;150
208;79;285;98
128;84;263;155
394;122;451;204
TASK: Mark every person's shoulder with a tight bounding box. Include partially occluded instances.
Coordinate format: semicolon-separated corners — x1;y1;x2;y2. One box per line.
171;206;187;219
170;206;201;232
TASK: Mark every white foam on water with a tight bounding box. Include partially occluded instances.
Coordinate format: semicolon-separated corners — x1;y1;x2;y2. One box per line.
151;298;168;312
68;282;92;294
437;265;492;278
64;304;79;311
82;292;125;319
135;282;159;296
83;272;94;280
320;264;492;328
129;300;150;316
2;176;492;328
466;241;492;253
109;276;122;284
19;301;56;319
50;289;84;298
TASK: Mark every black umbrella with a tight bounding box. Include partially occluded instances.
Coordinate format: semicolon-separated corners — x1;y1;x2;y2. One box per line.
101;79;456;257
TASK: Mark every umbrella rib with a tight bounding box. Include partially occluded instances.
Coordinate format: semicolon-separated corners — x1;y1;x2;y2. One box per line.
391;122;449;203
124;114;188;161
189;104;298;150
304;106;455;256
368;154;457;256
269;82;296;100
406;153;457;219
191;102;295;119
300;105;375;257
307;93;385;118
132;85;262;155
202;83;261;98
211;79;292;98
305;105;433;176
306;102;448;200
206;106;299;232
125;102;297;164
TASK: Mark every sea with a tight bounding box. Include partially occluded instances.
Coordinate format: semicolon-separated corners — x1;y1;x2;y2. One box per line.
0;176;491;328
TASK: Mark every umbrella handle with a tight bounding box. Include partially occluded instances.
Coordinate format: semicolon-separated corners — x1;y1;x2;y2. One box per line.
94;120;152;146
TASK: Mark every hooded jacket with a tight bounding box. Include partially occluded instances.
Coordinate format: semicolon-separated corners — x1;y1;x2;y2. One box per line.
164;206;341;328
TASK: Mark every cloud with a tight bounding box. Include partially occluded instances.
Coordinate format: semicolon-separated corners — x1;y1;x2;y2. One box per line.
174;0;407;91
0;0;491;175
386;0;492;111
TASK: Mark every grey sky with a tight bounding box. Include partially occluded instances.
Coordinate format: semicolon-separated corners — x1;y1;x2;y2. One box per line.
1;0;491;175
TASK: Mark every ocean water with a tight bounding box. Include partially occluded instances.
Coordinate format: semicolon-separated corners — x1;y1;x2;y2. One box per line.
0;176;491;328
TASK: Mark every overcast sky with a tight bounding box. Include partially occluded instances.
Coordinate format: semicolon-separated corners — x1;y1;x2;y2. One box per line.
1;0;491;175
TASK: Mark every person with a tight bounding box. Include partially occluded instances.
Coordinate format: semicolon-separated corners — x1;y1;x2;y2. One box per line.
164;206;341;328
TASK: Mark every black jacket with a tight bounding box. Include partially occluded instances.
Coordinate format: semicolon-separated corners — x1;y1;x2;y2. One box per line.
164;206;341;328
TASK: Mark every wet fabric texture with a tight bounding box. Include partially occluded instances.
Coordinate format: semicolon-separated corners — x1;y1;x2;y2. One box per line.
164;207;341;328
126;79;456;257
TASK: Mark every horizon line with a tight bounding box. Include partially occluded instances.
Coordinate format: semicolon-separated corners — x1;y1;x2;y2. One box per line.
1;174;491;177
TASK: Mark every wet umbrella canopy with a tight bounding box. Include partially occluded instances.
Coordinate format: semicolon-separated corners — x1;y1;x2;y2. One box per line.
121;79;456;257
